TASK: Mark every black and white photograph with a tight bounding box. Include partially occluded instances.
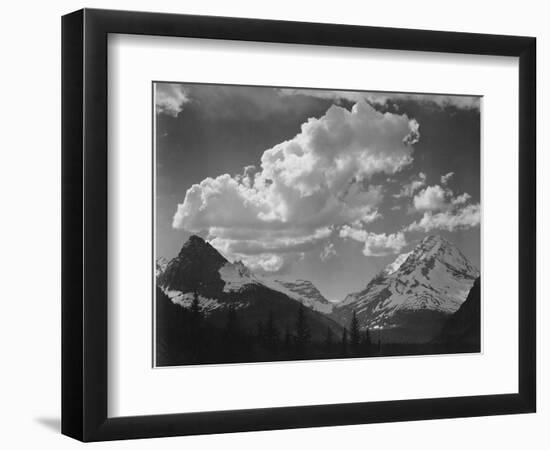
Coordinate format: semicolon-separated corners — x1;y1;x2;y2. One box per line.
0;0;543;447
154;83;482;367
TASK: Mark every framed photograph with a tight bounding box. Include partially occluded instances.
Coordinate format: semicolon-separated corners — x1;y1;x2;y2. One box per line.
62;8;536;441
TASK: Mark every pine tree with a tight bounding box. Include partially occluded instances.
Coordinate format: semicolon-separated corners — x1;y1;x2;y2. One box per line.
190;290;201;321
363;327;371;356
283;327;292;353
350;310;360;354
223;304;239;360
265;311;279;355
324;326;334;354
295;303;311;356
341;328;348;356
189;290;202;362
224;305;238;338
256;321;265;347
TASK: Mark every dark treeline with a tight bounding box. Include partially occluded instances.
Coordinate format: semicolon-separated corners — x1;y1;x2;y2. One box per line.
156;282;480;367
156;289;383;366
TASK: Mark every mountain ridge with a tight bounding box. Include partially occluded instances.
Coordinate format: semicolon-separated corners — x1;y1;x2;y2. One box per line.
157;235;335;314
157;234;479;344
156;235;343;342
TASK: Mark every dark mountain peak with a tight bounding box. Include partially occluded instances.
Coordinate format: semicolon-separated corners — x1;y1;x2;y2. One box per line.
158;235;228;294
187;234;205;244
177;235;227;261
180;234;209;252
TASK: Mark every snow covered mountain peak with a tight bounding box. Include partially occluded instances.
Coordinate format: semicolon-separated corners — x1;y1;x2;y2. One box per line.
335;235;479;331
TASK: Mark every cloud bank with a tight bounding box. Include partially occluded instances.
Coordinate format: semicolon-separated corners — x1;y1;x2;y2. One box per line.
279;89;481;111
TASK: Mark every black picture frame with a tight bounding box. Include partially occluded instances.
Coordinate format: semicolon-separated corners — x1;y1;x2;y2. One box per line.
62;8;536;442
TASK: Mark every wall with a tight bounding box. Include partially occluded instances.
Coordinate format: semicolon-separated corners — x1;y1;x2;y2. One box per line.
0;0;546;448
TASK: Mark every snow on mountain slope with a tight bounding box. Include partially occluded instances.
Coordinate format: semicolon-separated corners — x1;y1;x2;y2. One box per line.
335;235;479;330
262;279;334;314
158;235;332;316
162;289;226;312
218;261;260;292
155;257;168;277
157;236;344;342
382;251;412;276
217;261;333;314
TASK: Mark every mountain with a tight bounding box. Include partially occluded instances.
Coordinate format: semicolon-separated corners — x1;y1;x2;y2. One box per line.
158;236;334;314
155;257;168;277
333;235;479;342
436;277;481;351
259;279;334;314
215;258;334;313
158;235;228;298
156;235;343;342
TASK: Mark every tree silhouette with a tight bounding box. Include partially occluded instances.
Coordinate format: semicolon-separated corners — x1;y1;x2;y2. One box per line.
283;327;292;353
222;304;240;361
225;305;237;333
256;320;265;345
295;303;311;356
361;327;372;356
350;310;360;354
324;326;334;354
189;290;203;362
341;328;348;356
190;290;201;322
265;311;280;355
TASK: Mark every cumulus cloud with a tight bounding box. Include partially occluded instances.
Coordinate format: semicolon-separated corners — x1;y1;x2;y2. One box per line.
406;176;480;233
394;172;426;198
339;224;407;256
320;242;337;262
406;204;480;232
411;177;477;217
413;185;448;211
155;83;190;117
440;172;454;185
173;100;419;270
452;192;471;205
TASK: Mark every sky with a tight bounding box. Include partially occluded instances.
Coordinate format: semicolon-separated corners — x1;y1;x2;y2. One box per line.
154;83;481;302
